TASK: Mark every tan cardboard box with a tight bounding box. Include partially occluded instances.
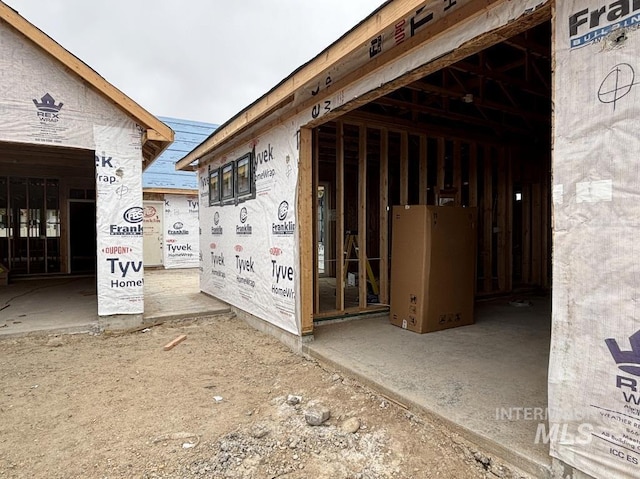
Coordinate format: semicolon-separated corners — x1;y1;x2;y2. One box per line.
390;205;476;333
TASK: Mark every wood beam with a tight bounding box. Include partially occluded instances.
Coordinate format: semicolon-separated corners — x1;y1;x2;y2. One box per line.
313;128;320;314
453;139;462;205
336;121;345;312
379;128;389;305
482;145;493;293
371;97;535;136
400;132;409;205
358;126;367;308
469;143;478;208
298;127;314;335
419;134;428;205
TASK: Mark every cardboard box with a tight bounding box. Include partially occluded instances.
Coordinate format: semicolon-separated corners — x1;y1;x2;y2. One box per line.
390;205;476;333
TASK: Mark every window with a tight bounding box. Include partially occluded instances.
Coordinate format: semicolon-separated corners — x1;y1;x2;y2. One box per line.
236;153;253;197
221;162;234;202
208;168;220;206
209;152;255;207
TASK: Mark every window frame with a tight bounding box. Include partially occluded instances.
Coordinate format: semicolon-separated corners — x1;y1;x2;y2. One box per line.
220;162;235;204
208;167;220;206
235;152;253;199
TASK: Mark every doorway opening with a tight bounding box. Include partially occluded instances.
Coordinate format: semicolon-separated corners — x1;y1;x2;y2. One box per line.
68;199;96;274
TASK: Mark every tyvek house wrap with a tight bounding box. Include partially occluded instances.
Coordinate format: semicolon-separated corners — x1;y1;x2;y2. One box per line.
199;123;298;335
550;1;640;477
0;20;145;316
164;194;199;269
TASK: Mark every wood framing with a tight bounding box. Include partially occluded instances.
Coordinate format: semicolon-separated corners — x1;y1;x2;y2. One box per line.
482;145;493;293
379;128;389;305
298;127;314;335
400;132;409;205
313;129;320;314
335;122;345;312
358;126;367;308
419;134;428;205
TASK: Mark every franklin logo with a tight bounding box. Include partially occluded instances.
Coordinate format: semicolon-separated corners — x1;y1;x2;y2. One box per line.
569;1;640;48
214;212;220;225
236;207;252;235
33;93;63;113
607;330;640;376
272;200;295;236
123;207;144;224
278;201;289;221
173;222;184;230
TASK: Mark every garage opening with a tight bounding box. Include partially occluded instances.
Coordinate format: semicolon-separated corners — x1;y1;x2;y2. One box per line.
307;15;552;476
312;19;551;318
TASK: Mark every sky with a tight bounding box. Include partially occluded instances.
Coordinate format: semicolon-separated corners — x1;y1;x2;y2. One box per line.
6;0;387;126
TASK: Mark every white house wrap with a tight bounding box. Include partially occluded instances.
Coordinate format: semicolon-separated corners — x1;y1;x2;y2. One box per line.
550;1;640;478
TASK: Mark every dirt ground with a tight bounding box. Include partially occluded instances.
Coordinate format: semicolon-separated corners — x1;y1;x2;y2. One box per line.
0;314;530;479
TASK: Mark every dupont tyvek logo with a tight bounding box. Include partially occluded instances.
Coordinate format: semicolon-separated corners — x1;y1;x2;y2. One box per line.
123;207;144;223
237;207;252;235
168;221;188;236
607;330;640;376
211;211;223;236
569;2;640;48
33;93;63;122
272;200;295;236
106;257;143;289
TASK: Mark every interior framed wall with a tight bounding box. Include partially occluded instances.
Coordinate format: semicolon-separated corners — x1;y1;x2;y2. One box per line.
310;17;552;321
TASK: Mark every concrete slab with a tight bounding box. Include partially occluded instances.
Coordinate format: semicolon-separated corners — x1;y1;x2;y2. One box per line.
304;294;552;478
0;268;230;337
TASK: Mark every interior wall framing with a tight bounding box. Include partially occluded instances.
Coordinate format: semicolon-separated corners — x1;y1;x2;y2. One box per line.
309;14;551;321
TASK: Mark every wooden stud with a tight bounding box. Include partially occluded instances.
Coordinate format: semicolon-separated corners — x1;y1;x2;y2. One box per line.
336;122;345;312
505;147;514;293
453;139;462;205
379;128;390;305
531;182;542;285
419;134;428;205
437;137;446;194
313;129;320;314
298;127;314;335
522;183;532;284
359;126;368;309
400;132;409;205
483;145;493;293
163;335;187;351
497;147;507;292
469;143;478;208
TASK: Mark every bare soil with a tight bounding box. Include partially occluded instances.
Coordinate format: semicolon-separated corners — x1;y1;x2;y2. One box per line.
0;314;529;479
